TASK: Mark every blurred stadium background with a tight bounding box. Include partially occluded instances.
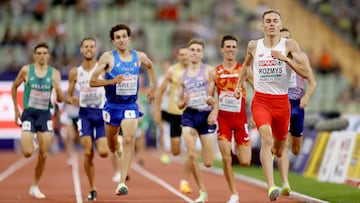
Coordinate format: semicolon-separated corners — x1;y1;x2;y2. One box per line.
0;0;360;189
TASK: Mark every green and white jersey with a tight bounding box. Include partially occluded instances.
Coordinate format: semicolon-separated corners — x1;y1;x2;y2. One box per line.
23;64;53;111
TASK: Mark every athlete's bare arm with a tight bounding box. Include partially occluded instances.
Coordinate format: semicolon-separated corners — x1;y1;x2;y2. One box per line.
177;74;188;110
11;65;29;125
206;65;217;125
235;40;256;98
90;51;122;87
66;67;78;105
154;66;174;124
300;52;317;108
138;51;155;104
52;68;64;103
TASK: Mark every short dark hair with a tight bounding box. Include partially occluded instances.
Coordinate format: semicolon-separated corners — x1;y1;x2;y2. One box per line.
110;23;131;40
80;37;96;46
33;42;49;52
280;28;289;32
221;35;238;48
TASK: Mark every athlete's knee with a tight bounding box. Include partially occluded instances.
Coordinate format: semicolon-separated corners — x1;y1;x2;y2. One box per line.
222;154;232;166
98;149;109;158
203;161;213;168
291;146;300;155
239;159;251;167
22;151;32;158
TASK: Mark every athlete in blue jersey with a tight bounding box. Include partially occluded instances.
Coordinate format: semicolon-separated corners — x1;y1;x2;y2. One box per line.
90;23;155;196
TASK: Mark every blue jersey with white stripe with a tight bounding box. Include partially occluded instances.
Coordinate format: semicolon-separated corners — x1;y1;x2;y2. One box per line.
104;50;141;104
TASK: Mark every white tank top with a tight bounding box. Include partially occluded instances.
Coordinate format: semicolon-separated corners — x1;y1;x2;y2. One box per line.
253;38;291;95
77;63;106;108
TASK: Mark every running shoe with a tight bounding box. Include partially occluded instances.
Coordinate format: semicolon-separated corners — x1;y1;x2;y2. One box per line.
227;194;239;203
115;183;128;195
112;172;121;182
268;186;281;201
281;185;291;196
87;190;97;201
29;185;45;199
194;191;208;203
179;180;192;194
160;153;170;164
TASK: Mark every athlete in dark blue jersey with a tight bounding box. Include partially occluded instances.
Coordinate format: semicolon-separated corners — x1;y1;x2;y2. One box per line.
90;23;155;196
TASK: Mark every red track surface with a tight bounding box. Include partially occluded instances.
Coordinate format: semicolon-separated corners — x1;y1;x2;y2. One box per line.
0;149;304;203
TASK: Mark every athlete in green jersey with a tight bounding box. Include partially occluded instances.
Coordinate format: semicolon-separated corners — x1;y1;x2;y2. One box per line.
11;42;63;199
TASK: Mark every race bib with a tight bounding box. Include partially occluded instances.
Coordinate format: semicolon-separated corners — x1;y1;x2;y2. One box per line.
288;70;297;88
116;75;138;95
187;90;207;110
28;89;51;110
219;90;241;112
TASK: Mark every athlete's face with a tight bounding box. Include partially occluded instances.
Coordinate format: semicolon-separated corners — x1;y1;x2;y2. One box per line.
188;43;204;64
221;40;238;61
262;12;282;37
112;29;130;51
33;47;49;66
80;39;97;60
177;48;189;66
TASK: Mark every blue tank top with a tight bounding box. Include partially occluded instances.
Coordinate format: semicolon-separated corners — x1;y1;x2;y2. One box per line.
182;63;211;111
104;50;141;104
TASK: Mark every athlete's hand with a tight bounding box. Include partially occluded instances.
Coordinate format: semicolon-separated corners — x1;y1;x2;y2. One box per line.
234;87;241;99
206;96;215;106
147;88;155;104
14;109;21;126
271;50;288;62
113;75;123;84
207;110;217;125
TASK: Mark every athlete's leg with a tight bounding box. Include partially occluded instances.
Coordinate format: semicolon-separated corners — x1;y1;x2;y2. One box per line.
81;136;96;191
119;118;138;184
182;126;205;192
20;131;35;158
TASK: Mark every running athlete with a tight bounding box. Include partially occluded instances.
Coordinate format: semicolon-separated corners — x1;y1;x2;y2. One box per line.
11;42;64;199
234;9;309;201
90;23;155;196
207;35;252;203
178;38;217;203
66;37;109;201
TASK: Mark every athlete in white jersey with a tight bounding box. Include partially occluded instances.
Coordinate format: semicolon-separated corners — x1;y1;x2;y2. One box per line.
66;37;109;201
235;9;309;201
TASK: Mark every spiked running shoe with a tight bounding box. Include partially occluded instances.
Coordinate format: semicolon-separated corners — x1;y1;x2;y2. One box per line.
194;191;208;203
281;185;291;196
115;183;128;195
29;185;45;199
179;180;192;194
268;186;281;201
87;190;97;201
227;194;239;203
160;153;170;164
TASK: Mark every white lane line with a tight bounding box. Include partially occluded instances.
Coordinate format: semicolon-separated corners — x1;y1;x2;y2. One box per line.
0;156;34;182
201;165;330;203
131;163;194;203
71;153;83;203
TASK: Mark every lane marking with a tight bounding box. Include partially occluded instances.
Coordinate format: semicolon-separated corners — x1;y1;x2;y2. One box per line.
0;156;34;182
201;163;330;203
131;163;194;203
71;152;83;203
